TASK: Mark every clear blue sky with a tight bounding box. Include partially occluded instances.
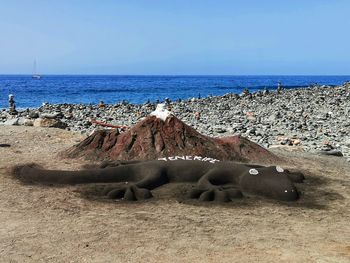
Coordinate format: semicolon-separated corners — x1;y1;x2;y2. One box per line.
0;0;349;75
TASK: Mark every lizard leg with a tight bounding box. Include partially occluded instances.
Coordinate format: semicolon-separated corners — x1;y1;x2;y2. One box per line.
103;166;168;201
189;169;242;202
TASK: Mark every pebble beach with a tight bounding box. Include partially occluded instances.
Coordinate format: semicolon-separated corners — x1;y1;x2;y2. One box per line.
1;83;350;159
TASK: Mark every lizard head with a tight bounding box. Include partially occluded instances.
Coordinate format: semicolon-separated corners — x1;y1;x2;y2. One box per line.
239;166;300;201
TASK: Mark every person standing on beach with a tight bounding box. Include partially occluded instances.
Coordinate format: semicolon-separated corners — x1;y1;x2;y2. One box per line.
277;82;283;94
8;94;17;115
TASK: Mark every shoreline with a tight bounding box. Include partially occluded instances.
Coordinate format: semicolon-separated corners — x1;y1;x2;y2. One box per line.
2;84;339;111
1;83;350;158
1;75;349;108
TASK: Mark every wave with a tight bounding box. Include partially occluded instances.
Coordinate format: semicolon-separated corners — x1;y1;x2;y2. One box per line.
82;88;137;93
244;84;335;90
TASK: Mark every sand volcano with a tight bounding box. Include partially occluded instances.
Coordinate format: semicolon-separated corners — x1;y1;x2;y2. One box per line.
64;105;278;163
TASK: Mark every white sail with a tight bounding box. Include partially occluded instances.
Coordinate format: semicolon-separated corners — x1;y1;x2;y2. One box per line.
32;60;42;79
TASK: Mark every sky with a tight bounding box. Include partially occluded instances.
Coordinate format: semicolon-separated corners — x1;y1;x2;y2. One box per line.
0;0;349;75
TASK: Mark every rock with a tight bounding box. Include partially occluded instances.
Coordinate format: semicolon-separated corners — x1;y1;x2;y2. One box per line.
344;140;350;147
64;113;73;119
321;144;333;151
23;119;34;126
2;118;19;126
40;112;63;119
214;127;227;133
28;111;39;119
292;139;301;146
318;149;343;157
33;118;67;129
17;117;28;126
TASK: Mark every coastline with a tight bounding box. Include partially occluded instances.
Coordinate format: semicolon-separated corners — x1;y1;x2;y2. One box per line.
1;75;349;108
1;83;349;159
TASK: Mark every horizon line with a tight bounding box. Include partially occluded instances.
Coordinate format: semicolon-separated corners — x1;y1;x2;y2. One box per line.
1;73;350;77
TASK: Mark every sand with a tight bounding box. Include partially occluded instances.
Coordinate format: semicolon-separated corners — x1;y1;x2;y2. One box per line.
0;125;349;262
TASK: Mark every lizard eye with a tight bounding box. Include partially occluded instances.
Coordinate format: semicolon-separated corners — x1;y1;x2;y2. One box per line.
276;166;284;173
249;168;259;175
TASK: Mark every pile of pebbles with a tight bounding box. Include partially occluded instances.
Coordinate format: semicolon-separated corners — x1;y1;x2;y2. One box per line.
1;83;350;158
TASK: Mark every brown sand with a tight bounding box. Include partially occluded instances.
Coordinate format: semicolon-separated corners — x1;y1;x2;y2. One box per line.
0;126;349;262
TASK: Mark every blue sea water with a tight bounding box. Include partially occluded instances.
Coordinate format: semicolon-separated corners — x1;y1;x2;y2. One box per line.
0;75;349;109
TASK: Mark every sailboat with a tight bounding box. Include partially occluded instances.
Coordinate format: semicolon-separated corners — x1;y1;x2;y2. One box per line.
32;60;42;80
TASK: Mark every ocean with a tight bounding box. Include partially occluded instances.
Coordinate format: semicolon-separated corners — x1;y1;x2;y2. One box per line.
1;75;349;109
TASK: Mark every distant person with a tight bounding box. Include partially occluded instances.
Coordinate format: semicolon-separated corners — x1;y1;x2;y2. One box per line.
277;82;283;94
98;100;106;108
8;94;17;115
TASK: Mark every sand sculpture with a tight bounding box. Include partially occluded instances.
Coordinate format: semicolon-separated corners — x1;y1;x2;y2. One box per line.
12;104;305;202
64;104;279;163
13;158;304;202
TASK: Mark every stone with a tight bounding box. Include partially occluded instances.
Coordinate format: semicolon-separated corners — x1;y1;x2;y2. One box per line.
28;111;39;119
40;112;63;119
2;118;19;126
214;127;227;133
33;118;67;129
318;149;343;157
23;119;34;126
344;140;350;147
292;139;301;146
17;117;28;126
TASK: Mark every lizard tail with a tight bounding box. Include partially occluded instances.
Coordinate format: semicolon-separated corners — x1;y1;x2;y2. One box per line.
11;163;135;185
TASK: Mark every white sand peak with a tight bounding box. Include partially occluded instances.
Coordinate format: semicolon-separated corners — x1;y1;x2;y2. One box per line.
150;104;173;121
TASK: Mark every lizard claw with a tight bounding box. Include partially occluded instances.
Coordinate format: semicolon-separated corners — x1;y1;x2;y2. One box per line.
189;187;242;202
103;185;153;201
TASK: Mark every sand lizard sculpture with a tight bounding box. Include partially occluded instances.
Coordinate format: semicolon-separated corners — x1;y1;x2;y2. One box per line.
13;156;304;202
